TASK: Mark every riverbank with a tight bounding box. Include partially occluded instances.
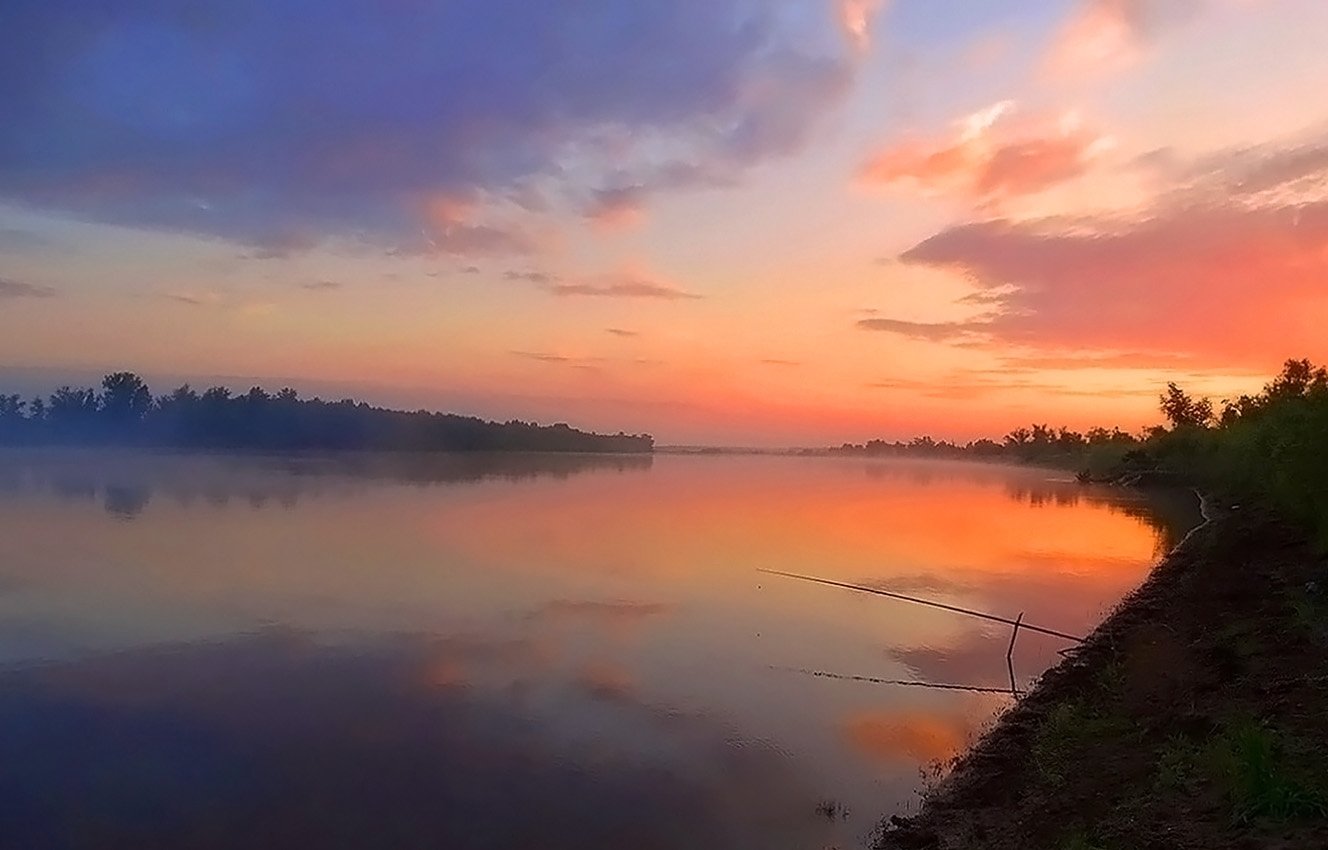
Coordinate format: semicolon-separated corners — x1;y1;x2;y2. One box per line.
876;495;1328;850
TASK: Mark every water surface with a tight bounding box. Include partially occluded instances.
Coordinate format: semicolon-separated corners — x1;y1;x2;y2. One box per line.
0;449;1194;848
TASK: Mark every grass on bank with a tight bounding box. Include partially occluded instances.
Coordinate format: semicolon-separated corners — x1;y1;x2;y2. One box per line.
1032;662;1136;788
1038;712;1327;850
1031;642;1328;844
1155;717;1328;824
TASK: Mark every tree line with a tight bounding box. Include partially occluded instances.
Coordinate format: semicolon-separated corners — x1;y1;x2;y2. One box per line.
830;358;1328;548
827;422;1139;464
0;372;654;454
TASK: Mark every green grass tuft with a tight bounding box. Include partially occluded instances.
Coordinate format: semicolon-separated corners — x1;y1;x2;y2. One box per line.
1033;699;1131;787
1203;716;1327;824
1152;717;1327;824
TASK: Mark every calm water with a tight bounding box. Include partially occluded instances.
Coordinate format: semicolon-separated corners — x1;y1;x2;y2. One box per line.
0;449;1196;849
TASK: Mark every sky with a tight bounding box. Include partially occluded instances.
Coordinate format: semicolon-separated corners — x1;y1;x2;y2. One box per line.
2;0;1326;445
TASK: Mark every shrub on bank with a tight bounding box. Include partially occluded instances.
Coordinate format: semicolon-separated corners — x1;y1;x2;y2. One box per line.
1141;359;1328;549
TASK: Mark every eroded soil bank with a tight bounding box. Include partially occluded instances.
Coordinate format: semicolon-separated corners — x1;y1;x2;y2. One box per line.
877;497;1328;850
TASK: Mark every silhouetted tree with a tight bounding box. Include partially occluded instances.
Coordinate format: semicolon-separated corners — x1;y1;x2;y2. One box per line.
99;372;153;425
47;386;100;435
0;395;23;420
1159;382;1214;429
1055;427;1085;451
1265;358;1328;401
0;395;26;441
967;438;1004;457
1004;427;1032;449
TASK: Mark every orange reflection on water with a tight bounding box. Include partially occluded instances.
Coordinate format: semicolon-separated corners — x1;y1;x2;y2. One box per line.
421;457;1169;627
841;709;972;765
839;690;1012;768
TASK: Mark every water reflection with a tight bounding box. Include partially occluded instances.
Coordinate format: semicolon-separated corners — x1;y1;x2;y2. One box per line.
0;451;1193;848
861;458;1199;554
0;448;653;519
0;631;837;850
841;706;986;766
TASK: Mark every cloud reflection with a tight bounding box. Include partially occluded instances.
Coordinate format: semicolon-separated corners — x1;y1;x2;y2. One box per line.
0;630;843;850
841;709;976;766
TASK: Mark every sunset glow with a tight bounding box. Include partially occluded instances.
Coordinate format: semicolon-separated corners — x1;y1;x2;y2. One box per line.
3;0;1325;444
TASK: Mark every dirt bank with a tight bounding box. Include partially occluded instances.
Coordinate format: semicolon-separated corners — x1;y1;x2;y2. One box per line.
876;496;1328;850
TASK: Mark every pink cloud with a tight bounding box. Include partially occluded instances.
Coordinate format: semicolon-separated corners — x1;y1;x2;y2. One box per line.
859;103;1111;201
1044;0;1204;78
584;186;647;232
418;193;544;257
837;0;888;54
897;199;1328;368
872;132;1328;371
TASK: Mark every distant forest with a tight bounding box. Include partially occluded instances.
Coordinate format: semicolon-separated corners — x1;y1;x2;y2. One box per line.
0;373;654;454
826;424;1137;465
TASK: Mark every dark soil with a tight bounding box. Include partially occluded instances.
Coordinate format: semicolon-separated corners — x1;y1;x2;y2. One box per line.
876;496;1328;850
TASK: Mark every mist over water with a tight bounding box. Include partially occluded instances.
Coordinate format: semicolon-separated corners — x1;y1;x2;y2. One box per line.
0;449;1196;849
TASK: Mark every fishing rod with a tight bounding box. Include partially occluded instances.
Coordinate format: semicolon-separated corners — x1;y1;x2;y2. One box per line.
757;568;1086;644
772;666;1025;696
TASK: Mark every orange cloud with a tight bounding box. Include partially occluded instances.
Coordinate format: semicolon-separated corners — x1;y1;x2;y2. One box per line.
550;272;702;300
859;104;1112;201
856;317;989;343
863;371;1158;402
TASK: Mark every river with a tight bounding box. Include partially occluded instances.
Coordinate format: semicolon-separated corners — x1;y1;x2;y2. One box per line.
0;449;1197;849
